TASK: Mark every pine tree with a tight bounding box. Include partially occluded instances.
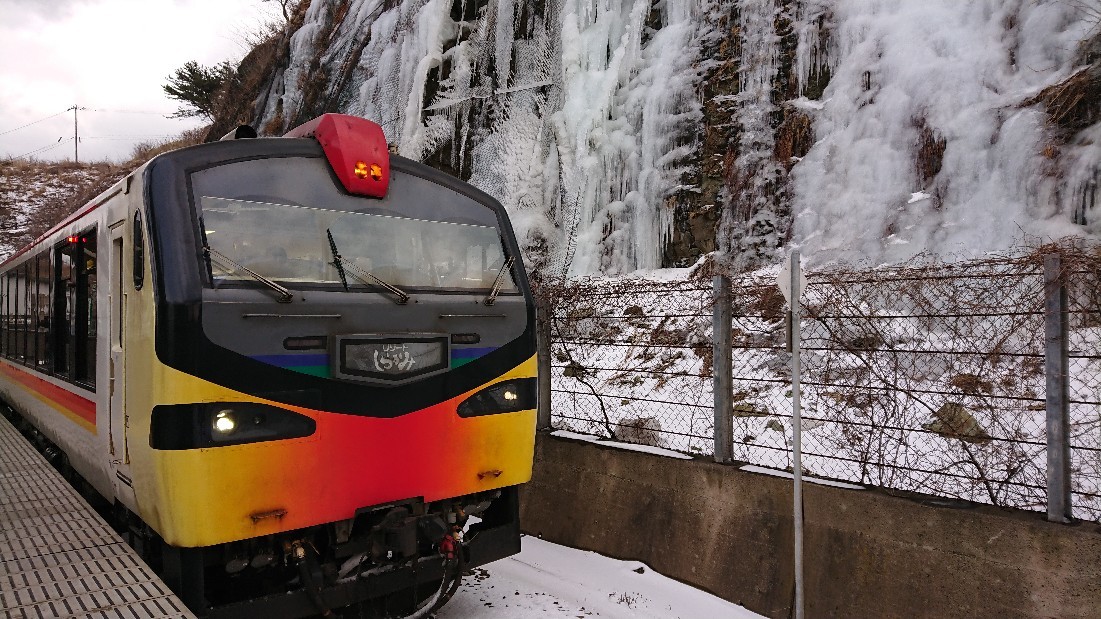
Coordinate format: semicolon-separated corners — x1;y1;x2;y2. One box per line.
162;61;235;120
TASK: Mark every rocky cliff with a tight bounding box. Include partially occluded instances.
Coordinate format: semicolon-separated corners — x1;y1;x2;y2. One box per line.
215;0;1101;275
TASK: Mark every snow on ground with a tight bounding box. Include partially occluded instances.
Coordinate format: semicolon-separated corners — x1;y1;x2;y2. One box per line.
439;535;762;619
551;430;694;460
740;464;866;491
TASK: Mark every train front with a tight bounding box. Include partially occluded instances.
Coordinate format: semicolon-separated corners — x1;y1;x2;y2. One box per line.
135;114;536;617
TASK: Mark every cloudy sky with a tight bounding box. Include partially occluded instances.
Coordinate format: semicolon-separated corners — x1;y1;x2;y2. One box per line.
0;0;282;162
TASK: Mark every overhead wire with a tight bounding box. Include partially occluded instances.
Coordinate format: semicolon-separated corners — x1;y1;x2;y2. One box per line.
82;135;176;140
1;107;182;140
88;108;176;116
0;109;72;137
3;107;197;159
17;137;74;159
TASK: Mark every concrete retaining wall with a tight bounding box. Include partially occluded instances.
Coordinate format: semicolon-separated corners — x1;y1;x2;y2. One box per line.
519;434;1101;619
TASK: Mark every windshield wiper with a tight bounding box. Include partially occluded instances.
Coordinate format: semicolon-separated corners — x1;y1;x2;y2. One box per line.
203;245;294;303
327;229;409;305
326;230;349;291
484;255;515;306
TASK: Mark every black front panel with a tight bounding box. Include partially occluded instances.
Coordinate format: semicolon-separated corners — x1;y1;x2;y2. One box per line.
144;138;535;418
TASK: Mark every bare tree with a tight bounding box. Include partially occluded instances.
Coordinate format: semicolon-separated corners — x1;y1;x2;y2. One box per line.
263;0;297;22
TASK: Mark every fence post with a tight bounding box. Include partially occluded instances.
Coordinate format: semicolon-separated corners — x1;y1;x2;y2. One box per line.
1044;253;1072;523
788;250;805;619
713;274;734;463
536;302;553;431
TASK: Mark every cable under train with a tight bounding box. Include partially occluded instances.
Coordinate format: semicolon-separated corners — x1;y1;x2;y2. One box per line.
0;113;537;618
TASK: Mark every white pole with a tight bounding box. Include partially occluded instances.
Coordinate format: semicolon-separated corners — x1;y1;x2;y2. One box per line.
790;249;804;619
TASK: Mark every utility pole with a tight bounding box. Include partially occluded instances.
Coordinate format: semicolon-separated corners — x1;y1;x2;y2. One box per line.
69;105;86;163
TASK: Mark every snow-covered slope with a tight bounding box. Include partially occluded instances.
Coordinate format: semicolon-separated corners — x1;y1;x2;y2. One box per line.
249;0;1101;274
0;160;125;257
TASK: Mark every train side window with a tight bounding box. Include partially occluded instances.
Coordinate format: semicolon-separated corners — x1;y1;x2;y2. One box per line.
53;241;74;377
9;269;15;361
24;262;35;366
36;251;51;371
76;230;96;387
8;269;19;362
6;271;15;361
3;272;12;359
133;211;144;290
51;230;96;388
27;259;37;365
16;263;28;364
12;269;22;362
5;272;13;360
0;273;7;358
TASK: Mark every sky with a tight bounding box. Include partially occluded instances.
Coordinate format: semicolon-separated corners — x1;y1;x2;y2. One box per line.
0;0;283;162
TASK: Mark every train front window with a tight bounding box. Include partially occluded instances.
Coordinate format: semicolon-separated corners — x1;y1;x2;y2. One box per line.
200;197;515;291
192;156;517;293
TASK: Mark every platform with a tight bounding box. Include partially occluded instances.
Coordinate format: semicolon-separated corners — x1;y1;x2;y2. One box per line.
0;414;195;619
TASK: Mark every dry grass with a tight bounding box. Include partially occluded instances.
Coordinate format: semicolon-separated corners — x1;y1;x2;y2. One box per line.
1024;65;1101;132
128;125;207;163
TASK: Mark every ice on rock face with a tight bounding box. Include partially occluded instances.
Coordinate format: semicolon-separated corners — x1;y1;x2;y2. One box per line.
790;0;1096;264
255;0;708;276
254;0;1100;274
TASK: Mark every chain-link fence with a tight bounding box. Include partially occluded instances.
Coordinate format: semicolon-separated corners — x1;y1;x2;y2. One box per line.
540;243;1101;522
543;278;716;455
792;258;1049;511
1066;252;1101;521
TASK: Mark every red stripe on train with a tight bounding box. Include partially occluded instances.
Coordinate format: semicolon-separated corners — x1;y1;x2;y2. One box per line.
0;361;96;426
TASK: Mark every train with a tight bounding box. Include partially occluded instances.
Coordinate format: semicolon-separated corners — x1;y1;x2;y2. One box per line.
0;113;537;618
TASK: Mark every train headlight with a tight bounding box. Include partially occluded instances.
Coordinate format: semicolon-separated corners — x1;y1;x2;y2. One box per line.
457;379;536;418
213;410;237;434
151;402;316;450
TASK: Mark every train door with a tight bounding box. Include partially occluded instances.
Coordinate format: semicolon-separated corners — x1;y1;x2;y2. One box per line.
108;223;134;504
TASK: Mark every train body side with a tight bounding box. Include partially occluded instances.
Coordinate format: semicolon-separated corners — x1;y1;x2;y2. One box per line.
0;169;146;507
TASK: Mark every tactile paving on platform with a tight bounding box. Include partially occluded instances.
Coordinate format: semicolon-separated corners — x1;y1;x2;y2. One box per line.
0;415;195;619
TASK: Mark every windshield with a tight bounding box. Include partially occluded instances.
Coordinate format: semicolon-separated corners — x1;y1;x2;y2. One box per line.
200;197;516;291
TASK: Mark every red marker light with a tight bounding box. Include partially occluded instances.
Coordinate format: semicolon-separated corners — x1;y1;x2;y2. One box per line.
67;236;78;243
354;161;370;179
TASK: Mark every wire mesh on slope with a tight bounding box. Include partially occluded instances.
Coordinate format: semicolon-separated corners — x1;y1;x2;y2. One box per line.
540;244;1101;522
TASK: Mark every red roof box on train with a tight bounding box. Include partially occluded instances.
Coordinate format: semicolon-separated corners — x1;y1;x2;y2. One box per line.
284;114;390;199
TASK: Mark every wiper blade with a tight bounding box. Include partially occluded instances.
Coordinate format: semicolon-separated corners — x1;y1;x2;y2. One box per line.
198;217;214;277
326;228;409;305
345;262;411;305
484;256;515;306
326;229;349;291
204;246;294;303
